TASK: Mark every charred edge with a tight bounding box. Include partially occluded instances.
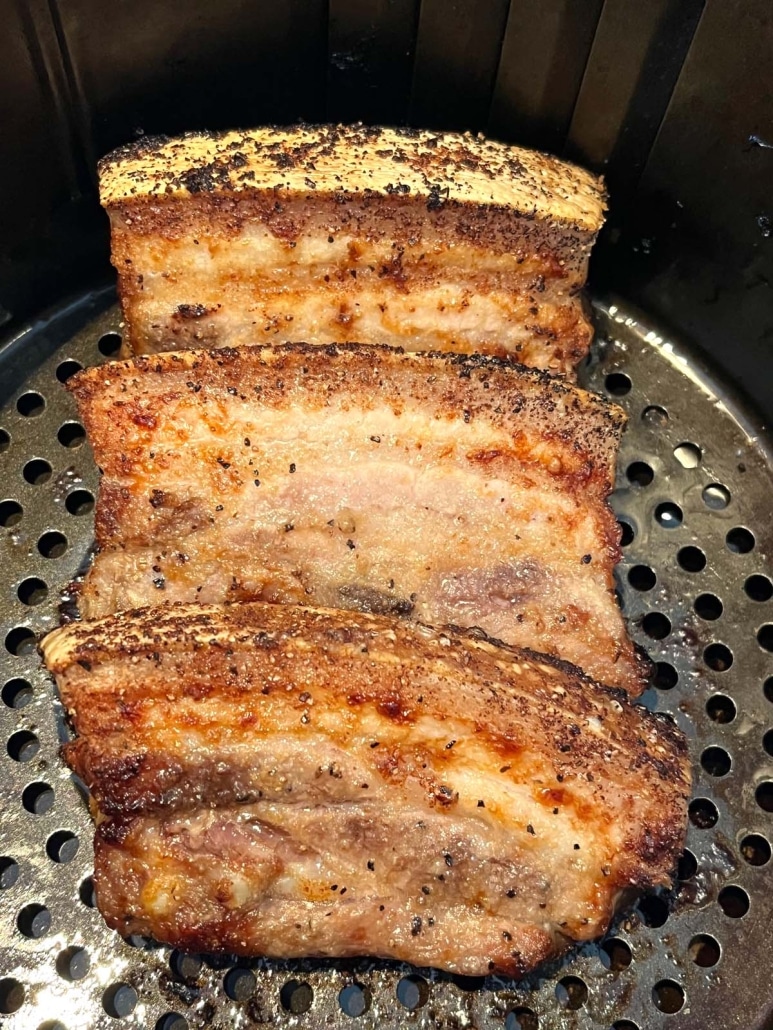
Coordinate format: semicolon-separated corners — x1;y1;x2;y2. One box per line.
441;623;647;706
65;341;625;423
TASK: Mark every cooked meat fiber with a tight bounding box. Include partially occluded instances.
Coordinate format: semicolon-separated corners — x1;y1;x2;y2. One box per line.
99;124;605;374
70;344;644;694
42;602;689;975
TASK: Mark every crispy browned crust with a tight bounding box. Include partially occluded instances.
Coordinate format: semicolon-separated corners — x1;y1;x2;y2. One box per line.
43;601;689;973
99;124;605;369
99;124;605;229
67;343;643;693
69;342;624;503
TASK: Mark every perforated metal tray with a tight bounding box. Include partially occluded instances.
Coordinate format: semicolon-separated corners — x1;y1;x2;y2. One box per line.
0;290;771;1030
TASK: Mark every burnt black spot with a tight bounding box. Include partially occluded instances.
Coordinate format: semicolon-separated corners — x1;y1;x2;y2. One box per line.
337;584;414;617
176;304;209;319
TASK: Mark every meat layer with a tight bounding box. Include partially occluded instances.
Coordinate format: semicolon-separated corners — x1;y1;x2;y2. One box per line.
99;125;605;372
42;602;690;975
69;343;644;694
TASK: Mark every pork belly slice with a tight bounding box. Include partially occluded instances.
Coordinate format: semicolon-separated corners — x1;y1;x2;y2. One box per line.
99;124;605;373
70;343;644;694
41;602;689;975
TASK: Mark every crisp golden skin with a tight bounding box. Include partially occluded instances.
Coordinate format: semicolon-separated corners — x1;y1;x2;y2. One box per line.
69;343;645;694
42;602;689;975
99;125;605;371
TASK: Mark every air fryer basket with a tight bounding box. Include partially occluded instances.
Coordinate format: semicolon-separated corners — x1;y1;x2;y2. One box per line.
0;291;771;1030
1;0;773;1026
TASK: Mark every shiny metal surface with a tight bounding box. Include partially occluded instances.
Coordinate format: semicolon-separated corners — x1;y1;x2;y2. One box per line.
0;292;771;1030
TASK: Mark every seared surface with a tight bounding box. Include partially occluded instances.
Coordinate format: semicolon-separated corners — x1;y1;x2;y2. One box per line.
42;602;689;974
70;343;644;694
100;125;605;371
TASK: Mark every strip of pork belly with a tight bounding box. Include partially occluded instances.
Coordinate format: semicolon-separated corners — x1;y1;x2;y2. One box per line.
69;344;643;693
99;124;605;373
42;602;689;975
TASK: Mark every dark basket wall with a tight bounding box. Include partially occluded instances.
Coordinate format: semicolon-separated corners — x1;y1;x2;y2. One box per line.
2;0;772;417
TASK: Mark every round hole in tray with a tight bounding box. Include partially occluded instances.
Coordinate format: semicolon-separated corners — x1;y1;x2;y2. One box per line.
763;729;773;757
677;850;698;880
673;442;701;468
652;980;685;1014
17;903;51;938
38;531;67;559
628;564;656;591
2;678;33;708
745;574;773;601
38;1022;68;1030
17;577;48;606
765;677;773;704
637;893;669;928
57;422;86;449
600;937;632;971
626;461;653;487
755;781;773;812
46;830;79;864
98;332;122;356
605;372;632;396
452;975;486;992
55;359;83;383
22;458;52;485
757;624;773;652
0;499;22;527
641;404;668;426
655;501;682;529
695;592;723;620
0;858;20;890
740;833;771;866
224;967;256;1002
170;951;202;982
7;730;40;763
22;782;54;815
652;662;678;690
79;876;96;908
688;934;720;967
65;489;94;516
677;545;706;572
0;978;25;1014
618;519;635;546
642;612;671;640
280;979;314;1014
16;392;46;417
726;526;754;553
396;974;428;1011
718;885;750;918
742;572;770;601
689;797;718;829
706;694;736;723
505;1009;538;1030
156;1015;188;1030
611;1023;640;1030
555;975;587;1010
0;428;9;452
203;954;232;970
704;642;733;671
56;946;90;981
338;983;371;1018
703;483;731;510
5;626;36;656
701;746;731;777
102;982;138;1019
